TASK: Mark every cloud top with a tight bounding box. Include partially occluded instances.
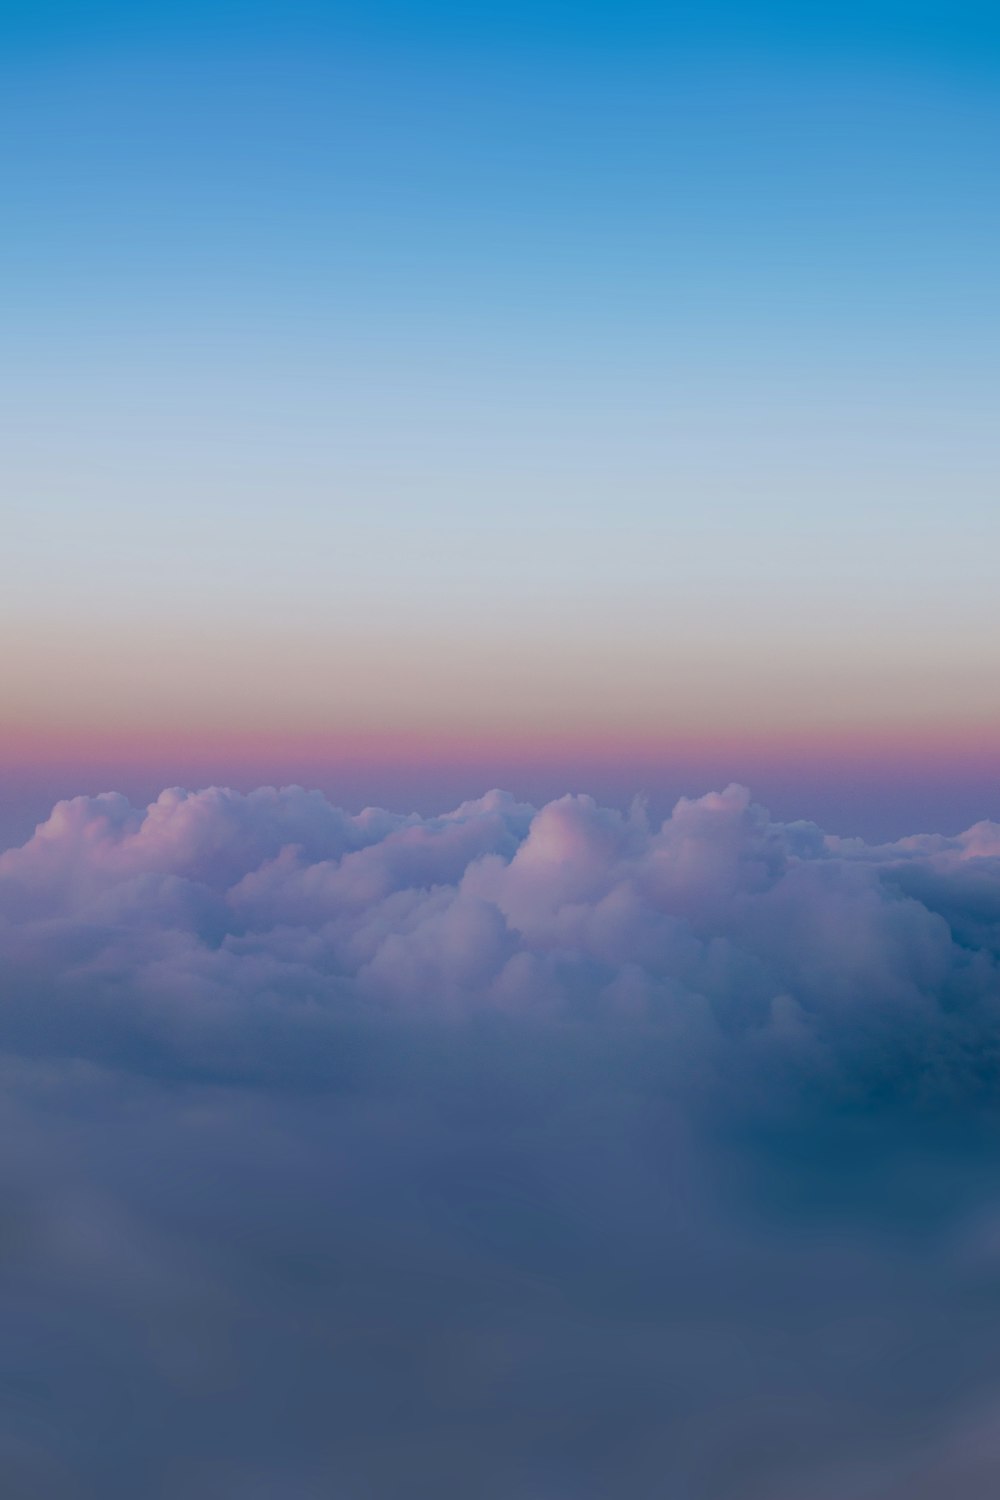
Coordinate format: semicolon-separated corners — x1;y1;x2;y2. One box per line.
3;779;998;1097
2;781;1000;1497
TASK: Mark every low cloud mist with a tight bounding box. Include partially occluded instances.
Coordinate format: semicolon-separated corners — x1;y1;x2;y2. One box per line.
2;781;1000;1498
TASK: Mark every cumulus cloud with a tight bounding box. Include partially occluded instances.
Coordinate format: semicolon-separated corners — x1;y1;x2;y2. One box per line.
1;781;999;1497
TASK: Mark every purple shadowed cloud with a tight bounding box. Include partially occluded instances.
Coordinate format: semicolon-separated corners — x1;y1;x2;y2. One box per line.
1;782;1000;1497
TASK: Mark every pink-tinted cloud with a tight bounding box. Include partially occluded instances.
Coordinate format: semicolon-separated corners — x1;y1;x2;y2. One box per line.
2;781;1000;1497
2;778;998;1103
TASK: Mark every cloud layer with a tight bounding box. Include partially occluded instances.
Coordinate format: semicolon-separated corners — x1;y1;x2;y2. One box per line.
1;781;1000;1498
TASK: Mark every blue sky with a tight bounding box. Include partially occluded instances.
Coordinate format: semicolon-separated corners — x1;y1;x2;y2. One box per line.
2;0;999;840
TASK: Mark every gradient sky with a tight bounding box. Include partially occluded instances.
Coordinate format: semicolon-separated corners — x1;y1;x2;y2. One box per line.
3;0;999;841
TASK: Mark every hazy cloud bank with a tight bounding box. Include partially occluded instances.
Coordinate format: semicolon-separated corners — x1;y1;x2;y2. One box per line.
1;782;999;1498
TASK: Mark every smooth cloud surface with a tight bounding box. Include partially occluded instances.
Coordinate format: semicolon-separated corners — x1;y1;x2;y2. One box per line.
2;782;1000;1498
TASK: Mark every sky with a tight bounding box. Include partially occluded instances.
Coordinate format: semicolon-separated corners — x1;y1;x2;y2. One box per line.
4;8;1000;1496
2;0;998;840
